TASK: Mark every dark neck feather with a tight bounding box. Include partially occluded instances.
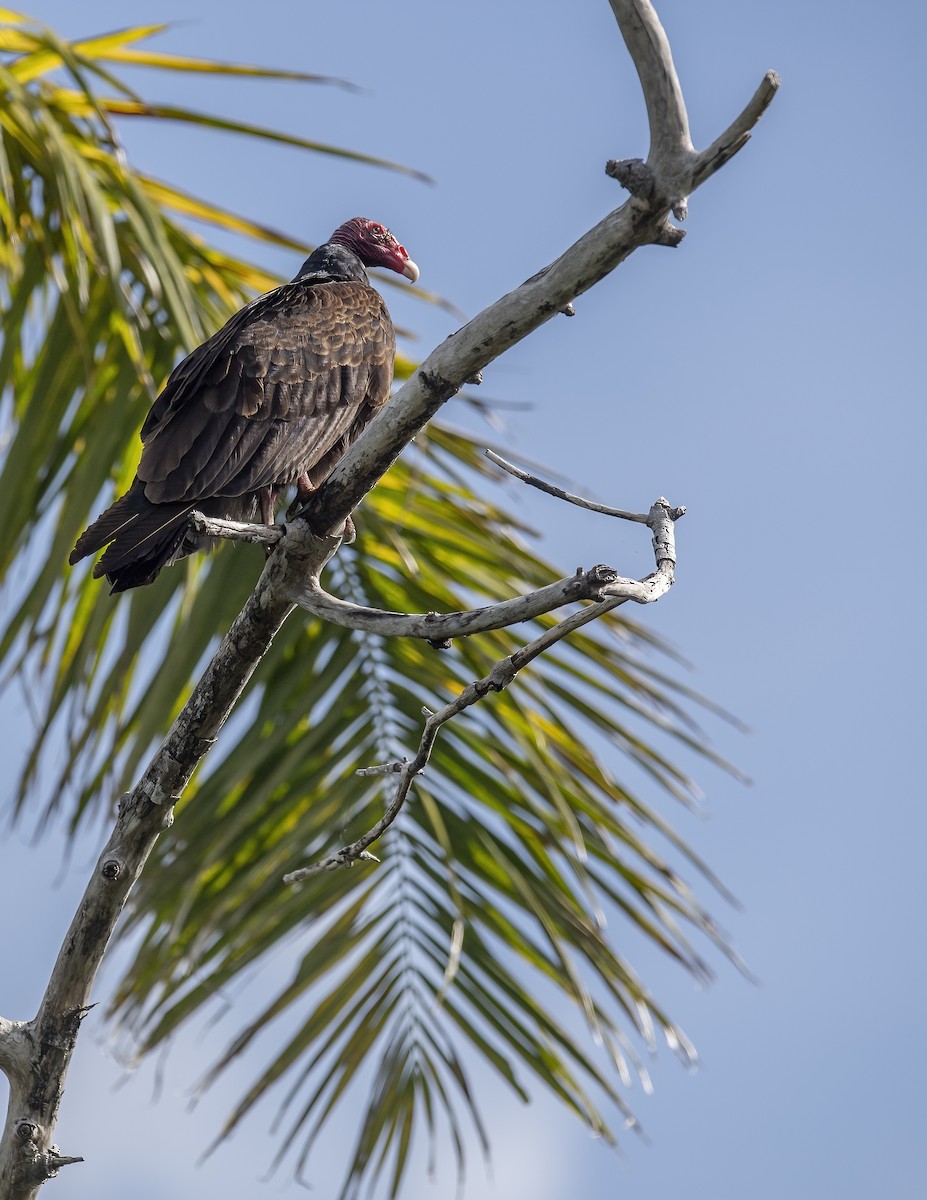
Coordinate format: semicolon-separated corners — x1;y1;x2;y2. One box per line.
291;242;368;285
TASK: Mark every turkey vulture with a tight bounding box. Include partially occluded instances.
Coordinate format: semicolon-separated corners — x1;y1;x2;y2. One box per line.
70;217;419;593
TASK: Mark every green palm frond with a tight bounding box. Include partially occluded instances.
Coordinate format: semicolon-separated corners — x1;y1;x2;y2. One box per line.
88;432;736;1196
0;12;740;1199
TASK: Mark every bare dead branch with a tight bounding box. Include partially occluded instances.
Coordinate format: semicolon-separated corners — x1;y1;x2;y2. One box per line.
288;460;685;640
283;498;682;881
608;0;694;167
692;70;781;188
288;564;623;639
606;0;778;217
486;450;654;523
283;588;645;883
188;511;283;547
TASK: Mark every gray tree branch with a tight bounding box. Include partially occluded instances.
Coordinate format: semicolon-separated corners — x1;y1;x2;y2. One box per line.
289;565;624;640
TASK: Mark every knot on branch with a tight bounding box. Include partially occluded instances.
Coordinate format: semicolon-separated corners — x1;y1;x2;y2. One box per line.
654;222;686;248
652;497;686;523
588;563;621;594
605;157;655;199
424;612;453;646
100;856;124;880
15;1121;39;1143
606;161;687;244
10;1123;84;1184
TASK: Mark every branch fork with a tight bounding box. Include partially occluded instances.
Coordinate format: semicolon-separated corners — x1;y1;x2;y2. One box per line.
606;0;778;223
283;477;684;882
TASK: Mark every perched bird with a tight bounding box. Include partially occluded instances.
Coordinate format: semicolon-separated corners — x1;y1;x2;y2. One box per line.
70;217;419;593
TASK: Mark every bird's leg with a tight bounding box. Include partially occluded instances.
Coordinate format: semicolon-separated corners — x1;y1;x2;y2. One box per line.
286;473;355;542
259;486;277;526
260;487;278;558
286;472;315;520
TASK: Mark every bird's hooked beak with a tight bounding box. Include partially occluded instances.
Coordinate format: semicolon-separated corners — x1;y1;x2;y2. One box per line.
387;236;419;283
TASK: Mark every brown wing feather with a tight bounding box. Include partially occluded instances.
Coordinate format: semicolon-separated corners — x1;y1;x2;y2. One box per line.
139;280;395;504
70;274;396;591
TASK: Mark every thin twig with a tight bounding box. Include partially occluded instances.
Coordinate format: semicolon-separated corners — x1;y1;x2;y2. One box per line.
486;450;651;522
283;597;624;884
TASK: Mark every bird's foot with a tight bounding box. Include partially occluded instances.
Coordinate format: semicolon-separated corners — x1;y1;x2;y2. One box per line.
286;473;315;520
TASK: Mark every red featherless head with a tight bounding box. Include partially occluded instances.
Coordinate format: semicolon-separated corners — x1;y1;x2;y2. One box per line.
329;217;419;282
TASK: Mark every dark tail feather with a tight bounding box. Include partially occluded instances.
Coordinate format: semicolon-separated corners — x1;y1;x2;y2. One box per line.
70;480;198;593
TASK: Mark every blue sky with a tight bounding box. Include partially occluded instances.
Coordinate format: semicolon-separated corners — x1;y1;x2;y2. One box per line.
2;1;925;1198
